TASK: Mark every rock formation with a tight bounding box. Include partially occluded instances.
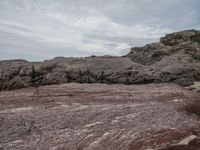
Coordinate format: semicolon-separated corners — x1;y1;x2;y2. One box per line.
0;83;200;149
1;29;200;90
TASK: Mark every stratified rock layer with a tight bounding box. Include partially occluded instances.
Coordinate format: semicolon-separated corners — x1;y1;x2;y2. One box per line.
1;30;200;90
0;83;200;150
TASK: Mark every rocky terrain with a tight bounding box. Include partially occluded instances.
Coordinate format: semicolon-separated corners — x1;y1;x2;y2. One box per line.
1;29;200;91
1;29;200;150
0;83;200;150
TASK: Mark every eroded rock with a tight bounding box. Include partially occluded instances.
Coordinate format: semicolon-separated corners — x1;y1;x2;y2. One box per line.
1;30;200;90
0;83;200;150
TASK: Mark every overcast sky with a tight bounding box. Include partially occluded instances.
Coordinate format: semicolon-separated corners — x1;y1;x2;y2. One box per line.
0;0;200;61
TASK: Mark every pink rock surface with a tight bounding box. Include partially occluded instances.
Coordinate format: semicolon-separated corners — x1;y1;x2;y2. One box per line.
0;83;200;150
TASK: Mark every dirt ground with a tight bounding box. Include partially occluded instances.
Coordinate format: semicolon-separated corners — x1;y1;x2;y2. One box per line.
0;83;200;150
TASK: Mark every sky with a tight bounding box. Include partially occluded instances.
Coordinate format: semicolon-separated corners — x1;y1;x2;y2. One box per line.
0;0;200;61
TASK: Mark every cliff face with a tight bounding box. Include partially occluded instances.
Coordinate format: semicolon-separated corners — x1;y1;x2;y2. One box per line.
1;30;200;90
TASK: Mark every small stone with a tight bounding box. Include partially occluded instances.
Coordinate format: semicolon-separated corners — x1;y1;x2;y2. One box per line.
176;135;197;145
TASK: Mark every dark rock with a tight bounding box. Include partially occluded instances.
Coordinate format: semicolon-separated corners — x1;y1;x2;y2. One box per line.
191;32;200;44
1;30;200;90
160;29;200;46
127;43;168;65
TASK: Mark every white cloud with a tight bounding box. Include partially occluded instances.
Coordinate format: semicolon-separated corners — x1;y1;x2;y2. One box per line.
0;0;199;60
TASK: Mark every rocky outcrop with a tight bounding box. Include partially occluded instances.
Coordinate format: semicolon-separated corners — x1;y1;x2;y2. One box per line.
1;30;200;90
160;29;200;46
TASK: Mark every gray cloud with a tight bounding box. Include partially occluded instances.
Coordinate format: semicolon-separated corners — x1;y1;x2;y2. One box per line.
99;0;200;28
0;0;199;61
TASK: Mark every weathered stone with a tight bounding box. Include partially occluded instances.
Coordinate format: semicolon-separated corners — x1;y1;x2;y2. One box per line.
1;83;200;150
1;30;200;90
